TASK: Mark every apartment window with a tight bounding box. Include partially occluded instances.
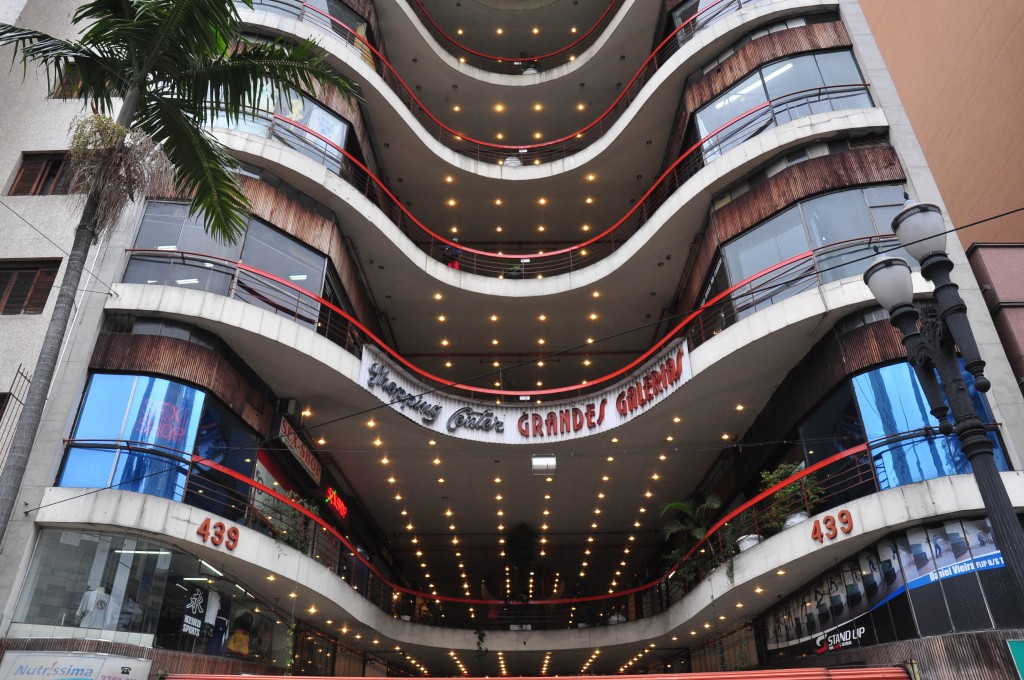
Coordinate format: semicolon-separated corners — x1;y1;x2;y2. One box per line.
9;153;69;196
51;61;83;99
0;260;60;315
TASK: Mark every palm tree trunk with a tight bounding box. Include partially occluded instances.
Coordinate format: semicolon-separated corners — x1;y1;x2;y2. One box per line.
0;83;143;546
0;192;100;545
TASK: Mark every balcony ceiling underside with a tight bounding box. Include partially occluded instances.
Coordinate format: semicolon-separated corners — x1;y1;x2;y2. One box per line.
108;281;873;608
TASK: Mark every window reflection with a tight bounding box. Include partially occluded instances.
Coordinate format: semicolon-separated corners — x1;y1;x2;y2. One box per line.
695;50;872;160
855;361;1009;487
701;184;905;320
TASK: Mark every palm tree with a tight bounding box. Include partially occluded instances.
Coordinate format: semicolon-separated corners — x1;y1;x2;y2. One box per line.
0;0;354;542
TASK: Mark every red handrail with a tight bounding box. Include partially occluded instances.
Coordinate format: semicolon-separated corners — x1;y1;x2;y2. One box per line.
126;232;889;397
285;0;776;156
265;83;869;265
62;436;898;609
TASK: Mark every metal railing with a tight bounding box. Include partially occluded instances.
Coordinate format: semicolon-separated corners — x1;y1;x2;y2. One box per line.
246;0;771;160
61;431;966;632
214;83;871;281
125;232;894;399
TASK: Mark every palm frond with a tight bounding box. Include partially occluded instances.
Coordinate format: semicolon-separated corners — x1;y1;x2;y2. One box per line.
135;94;249;244
0;25;125;110
178;38;357;124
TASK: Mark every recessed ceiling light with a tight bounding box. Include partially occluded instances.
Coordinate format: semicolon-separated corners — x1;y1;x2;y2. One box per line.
453;105;460;112
586;173;596;181
434;292;442;300
589;313;598;320
722;433;730;440
437;315;446;322
447;198;456;206
495;198;502;206
441;339;449;346
445;176;453;183
532;27;539;34
495;225;503;232
495;132;504;140
583;358;591;366
457;28;463;35
577;103;585;110
585;197;594;204
538;225;545;232
534;103;543;111
444;361;452;368
492;339;499;345
736;404;745;411
496;27;503;35
534;132;542;139
538;338;545;344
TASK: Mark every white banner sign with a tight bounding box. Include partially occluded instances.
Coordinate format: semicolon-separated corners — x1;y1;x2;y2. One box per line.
0;652;151;680
358;341;692;444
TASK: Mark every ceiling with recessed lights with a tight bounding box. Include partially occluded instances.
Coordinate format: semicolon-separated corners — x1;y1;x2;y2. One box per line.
228;0;843;675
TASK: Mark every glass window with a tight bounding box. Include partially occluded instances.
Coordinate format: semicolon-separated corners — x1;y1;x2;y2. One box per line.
802;190;874;247
14;529;170;633
724;206;808;281
235;219;327;329
60;374;205;500
763;55;824;120
695;72;769;159
124;202;241;294
854;361;1008;489
184;398;258;523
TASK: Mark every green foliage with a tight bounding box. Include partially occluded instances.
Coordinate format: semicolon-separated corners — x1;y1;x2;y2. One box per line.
758;462;825;532
0;0;355;242
661;495;722;561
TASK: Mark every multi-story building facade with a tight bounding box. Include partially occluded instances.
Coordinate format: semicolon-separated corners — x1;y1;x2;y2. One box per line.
0;1;1022;678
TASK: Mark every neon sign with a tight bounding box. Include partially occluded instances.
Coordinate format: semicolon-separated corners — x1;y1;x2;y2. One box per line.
326;487;348;519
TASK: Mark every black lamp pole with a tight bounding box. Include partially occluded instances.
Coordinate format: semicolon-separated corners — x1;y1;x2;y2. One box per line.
864;200;1024;601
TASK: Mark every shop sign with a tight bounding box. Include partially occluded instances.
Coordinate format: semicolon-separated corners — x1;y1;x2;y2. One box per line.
0;651;151;680
814;617;868;654
181;585;207;637
358;341;691;444
275;416;322;484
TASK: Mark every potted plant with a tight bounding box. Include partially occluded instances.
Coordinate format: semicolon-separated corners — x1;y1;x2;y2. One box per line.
758;462;825;532
661;495;722;584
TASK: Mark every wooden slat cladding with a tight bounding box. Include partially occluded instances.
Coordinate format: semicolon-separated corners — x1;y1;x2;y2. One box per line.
712;146;904;243
685;21;852;112
91;333;275;435
678;146;905;312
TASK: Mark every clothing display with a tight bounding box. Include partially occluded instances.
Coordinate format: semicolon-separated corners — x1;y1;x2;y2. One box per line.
77;587;111;628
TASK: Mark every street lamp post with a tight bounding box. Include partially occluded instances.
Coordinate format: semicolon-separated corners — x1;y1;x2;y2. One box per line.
863;199;1024;600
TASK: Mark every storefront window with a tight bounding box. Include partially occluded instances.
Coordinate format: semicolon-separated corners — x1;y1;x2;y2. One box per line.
758;517;1023;662
14;528;302;668
14;529;170;633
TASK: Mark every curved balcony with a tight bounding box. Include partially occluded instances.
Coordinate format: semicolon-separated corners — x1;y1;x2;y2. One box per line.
41;435;1022;647
122;233;895;399
213;85;875;282
243;0;836;165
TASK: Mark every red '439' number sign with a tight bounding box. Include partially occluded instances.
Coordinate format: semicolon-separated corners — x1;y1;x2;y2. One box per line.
196;517;239;550
811;509;854;543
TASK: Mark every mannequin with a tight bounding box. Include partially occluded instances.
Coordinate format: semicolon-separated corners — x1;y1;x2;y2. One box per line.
77;585;111;628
